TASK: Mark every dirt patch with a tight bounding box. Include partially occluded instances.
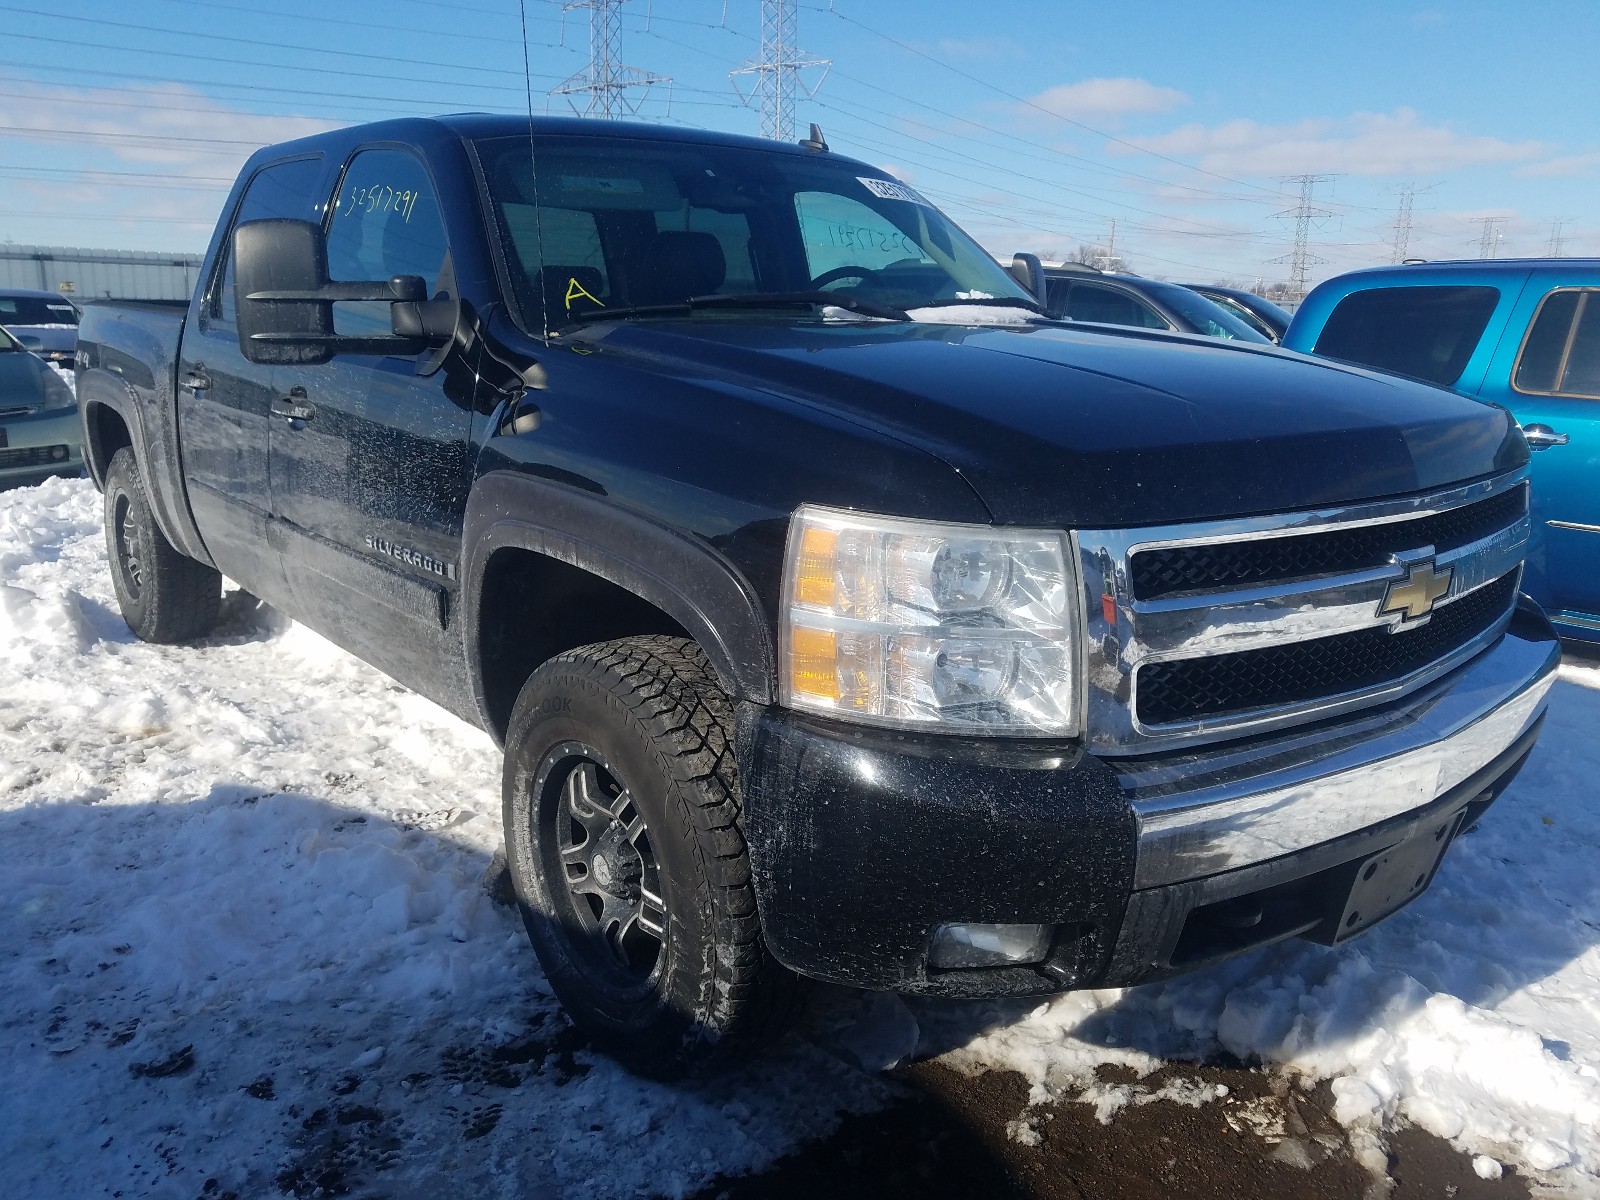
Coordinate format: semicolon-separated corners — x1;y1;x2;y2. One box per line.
686;1060;1532;1200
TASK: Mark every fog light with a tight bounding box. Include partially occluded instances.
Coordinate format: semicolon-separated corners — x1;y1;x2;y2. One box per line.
51;445;68;461
928;922;1052;969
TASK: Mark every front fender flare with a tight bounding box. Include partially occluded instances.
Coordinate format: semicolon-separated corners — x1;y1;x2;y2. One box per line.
461;471;777;731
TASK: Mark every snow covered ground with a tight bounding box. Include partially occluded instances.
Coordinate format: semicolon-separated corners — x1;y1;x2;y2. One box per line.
3;475;1598;1198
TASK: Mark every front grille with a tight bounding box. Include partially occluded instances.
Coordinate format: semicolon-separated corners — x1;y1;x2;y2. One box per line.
1137;572;1518;726
0;445;68;469
1131;485;1527;600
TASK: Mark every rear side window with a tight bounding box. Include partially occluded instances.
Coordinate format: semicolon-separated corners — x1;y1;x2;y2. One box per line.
1314;285;1499;387
0;296;78;325
1515;288;1600;399
211;156;326;326
1066;282;1169;330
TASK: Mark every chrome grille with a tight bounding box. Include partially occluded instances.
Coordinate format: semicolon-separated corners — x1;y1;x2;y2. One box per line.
1130;486;1527;600
1137;572;1518;725
1076;471;1529;755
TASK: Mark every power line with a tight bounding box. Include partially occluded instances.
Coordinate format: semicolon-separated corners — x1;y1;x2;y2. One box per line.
1272;174;1335;297
551;1;670;119
1475;216;1504;259
1547;218;1570;257
730;0;829;142
1390;182;1418;264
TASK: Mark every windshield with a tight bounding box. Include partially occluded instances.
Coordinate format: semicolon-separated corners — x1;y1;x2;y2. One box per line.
1143;281;1270;343
475;134;1035;329
0;295;79;326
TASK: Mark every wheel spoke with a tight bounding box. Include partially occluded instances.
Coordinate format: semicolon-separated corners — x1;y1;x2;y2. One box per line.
564;763;614;836
636;887;666;938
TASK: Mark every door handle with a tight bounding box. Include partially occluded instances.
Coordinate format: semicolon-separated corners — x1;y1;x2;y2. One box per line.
178;367;211;394
1521;423;1569;449
271;387;316;425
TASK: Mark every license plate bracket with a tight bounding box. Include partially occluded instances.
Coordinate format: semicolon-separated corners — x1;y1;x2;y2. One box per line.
1330;812;1463;943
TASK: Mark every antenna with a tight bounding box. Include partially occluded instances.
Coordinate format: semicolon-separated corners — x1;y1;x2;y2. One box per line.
1271;174;1335;300
730;0;830;142
551;0;670;120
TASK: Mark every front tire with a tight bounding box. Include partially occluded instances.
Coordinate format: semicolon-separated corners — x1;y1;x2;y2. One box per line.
502;636;802;1077
103;448;221;644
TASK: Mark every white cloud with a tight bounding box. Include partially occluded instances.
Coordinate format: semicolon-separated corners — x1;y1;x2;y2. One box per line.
1516;152;1600;179
1118;108;1549;177
0;81;337;169
1021;78;1190;121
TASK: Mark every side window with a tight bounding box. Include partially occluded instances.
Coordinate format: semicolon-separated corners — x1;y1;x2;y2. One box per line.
1067;283;1167;330
325;148;449;338
794;191;934;281
1045;278;1071;316
1314;285;1499;387
211;156;326;327
1515;289;1600;399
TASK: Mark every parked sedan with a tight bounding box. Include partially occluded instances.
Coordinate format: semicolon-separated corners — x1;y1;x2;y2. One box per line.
1182;284;1292;343
0;287;81;370
1042;266;1270;342
0;325;81;488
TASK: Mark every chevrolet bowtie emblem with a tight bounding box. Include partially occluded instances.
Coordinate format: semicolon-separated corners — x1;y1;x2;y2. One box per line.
1379;558;1453;626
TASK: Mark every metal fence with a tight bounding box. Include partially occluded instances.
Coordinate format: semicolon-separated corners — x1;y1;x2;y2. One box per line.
0;245;204;302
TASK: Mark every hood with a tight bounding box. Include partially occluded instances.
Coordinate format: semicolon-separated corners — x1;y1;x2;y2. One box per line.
578;319;1525;527
0;351;48;410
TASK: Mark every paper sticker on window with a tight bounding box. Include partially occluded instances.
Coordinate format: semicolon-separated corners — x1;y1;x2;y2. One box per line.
857;177;931;207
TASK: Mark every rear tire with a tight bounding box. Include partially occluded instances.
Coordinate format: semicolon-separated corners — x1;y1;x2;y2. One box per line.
103;448;221;644
501;635;803;1077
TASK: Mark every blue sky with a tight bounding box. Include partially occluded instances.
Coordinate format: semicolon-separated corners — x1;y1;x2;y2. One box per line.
1;0;1595;287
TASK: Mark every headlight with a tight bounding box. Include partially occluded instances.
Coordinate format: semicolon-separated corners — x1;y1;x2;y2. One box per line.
780;505;1081;735
39;365;76;411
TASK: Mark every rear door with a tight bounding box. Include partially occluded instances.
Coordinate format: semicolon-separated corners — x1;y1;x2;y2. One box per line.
1484;280;1600;627
268;145;475;701
179;154;325;602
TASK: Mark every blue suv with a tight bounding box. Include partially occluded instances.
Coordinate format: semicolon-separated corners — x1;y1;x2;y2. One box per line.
1285;260;1600;646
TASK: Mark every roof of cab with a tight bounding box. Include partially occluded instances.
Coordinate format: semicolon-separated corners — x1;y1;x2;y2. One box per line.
249;113;856;165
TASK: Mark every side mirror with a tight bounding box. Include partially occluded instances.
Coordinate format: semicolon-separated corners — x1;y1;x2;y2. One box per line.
1008;252;1047;303
233;218;439;364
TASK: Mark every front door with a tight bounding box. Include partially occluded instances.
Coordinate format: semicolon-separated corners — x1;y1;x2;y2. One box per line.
268;147;476;708
178;154;326;604
1484;280;1600;630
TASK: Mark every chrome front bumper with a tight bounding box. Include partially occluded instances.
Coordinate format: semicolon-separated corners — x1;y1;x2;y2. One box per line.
1117;606;1560;889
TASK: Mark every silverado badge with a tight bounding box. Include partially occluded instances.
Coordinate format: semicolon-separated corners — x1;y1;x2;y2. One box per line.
1379;558;1453;628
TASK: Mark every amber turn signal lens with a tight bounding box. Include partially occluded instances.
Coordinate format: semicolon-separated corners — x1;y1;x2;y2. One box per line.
793;527;838;609
787;626;840;701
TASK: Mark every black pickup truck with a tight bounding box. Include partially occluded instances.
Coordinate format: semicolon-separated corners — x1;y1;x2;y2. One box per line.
76;115;1559;1075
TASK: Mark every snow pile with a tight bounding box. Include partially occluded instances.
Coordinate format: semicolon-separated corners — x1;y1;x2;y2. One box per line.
905;302;1040;325
0;478;896;1199
926;658;1600;1191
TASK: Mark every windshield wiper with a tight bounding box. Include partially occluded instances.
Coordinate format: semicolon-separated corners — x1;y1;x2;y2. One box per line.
563;291;910;326
688;291;911;321
913;295;1052;318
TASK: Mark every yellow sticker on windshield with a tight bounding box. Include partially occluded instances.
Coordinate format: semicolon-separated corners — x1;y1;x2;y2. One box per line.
565;276;602;312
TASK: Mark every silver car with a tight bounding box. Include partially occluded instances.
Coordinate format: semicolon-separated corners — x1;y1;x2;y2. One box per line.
0;287;81;370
